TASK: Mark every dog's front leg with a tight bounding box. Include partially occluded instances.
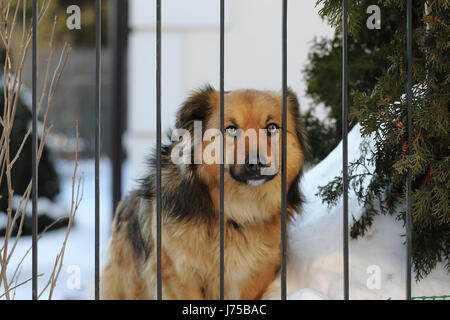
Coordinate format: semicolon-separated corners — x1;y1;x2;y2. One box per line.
260;274;282;300
157;259;206;300
172;280;205;300
161;269;205;300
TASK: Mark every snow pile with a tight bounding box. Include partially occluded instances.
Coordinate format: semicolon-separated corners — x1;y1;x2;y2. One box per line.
287;124;450;300
288;288;329;300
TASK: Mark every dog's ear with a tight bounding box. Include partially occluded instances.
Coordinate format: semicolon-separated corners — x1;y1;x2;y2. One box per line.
176;85;216;131
286;88;306;154
286;88;299;110
285;88;306;214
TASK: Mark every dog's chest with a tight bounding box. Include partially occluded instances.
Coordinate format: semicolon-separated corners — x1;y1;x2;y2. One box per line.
167;218;281;299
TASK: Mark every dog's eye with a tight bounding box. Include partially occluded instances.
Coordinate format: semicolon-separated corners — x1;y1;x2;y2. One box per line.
266;123;279;136
225;126;238;136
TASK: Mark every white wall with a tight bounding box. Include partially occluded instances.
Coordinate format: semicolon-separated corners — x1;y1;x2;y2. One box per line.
127;0;334;182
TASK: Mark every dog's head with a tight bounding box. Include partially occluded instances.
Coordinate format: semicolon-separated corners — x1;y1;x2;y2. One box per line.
172;85;305;222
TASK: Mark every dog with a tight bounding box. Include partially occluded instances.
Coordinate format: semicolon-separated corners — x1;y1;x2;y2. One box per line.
100;85;305;299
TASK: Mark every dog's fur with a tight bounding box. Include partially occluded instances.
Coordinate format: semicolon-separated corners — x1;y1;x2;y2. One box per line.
100;86;305;300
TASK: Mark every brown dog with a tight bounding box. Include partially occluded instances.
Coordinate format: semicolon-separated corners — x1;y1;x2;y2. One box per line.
100;86;305;299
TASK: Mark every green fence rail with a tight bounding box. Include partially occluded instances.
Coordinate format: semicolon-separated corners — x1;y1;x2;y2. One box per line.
388;295;449;300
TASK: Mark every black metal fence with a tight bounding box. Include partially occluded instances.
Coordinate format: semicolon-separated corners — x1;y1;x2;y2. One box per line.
29;0;413;300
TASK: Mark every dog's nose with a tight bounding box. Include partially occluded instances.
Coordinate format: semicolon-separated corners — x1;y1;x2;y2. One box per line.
245;156;268;175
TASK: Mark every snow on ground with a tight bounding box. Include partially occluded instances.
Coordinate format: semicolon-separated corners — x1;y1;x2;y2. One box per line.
2;159;135;300
287;124;450;300
2;124;449;300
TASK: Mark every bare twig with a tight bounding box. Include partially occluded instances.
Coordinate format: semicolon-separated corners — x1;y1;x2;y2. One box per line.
1;0;78;300
43;122;83;300
0;273;44;299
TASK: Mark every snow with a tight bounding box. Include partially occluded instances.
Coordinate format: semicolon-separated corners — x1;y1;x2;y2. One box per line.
288;288;328;300
12;196;67;221
287;124;450;300
1;125;449;300
2;160;135;300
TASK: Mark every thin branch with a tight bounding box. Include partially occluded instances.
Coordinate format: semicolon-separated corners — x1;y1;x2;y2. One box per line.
0;273;44;299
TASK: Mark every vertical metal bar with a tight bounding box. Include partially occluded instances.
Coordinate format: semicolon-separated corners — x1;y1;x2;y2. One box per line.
156;0;162;300
111;0;129;219
342;0;350;301
31;0;38;301
219;0;225;301
406;0;412;301
281;0;288;301
95;0;101;301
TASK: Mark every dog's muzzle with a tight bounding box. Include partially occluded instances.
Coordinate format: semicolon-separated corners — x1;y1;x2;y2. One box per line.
229;156;277;186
